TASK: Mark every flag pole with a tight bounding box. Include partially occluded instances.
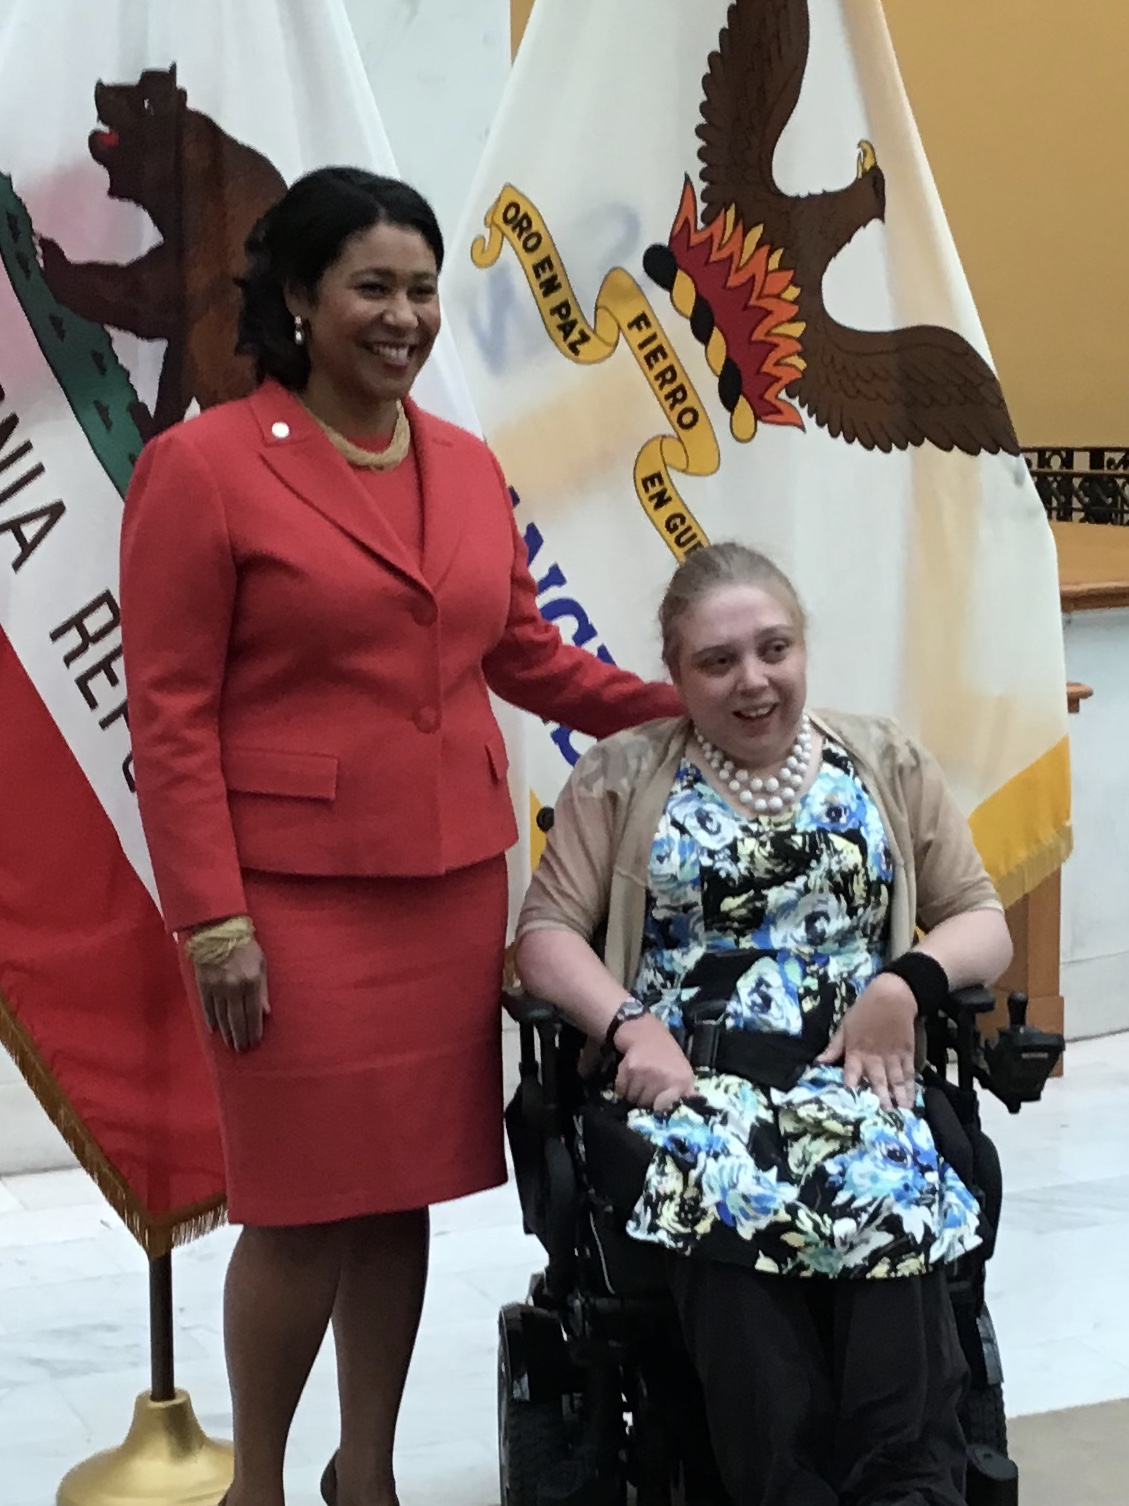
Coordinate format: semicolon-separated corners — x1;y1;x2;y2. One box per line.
149;1254;176;1402
55;1253;233;1506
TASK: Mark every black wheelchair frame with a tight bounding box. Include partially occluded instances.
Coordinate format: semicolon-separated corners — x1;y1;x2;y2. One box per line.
497;984;1064;1506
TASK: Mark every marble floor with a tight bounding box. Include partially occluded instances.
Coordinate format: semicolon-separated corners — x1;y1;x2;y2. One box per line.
2;1033;1129;1505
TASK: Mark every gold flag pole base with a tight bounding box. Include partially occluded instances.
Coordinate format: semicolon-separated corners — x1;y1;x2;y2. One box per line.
56;1390;233;1506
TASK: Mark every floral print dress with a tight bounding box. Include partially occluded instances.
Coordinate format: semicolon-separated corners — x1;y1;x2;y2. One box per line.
617;740;981;1278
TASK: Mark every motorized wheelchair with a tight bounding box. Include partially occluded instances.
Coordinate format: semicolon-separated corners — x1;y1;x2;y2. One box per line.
497;970;1064;1506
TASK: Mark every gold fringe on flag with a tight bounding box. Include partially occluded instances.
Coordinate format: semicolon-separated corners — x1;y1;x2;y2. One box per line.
0;991;226;1257
969;736;1074;912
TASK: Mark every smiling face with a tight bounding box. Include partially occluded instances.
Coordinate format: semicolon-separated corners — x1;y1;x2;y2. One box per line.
289;220;441;427
670;583;808;772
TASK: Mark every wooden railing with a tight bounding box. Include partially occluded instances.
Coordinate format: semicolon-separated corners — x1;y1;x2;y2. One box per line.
1025;450;1129;611
1024;447;1129;525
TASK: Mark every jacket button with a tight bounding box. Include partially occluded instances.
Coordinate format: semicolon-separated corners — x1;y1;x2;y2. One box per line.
415;706;439;734
412;600;437;627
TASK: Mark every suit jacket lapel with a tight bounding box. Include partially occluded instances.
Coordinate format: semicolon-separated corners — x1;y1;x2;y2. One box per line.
409;398;466;591
249;383;427;590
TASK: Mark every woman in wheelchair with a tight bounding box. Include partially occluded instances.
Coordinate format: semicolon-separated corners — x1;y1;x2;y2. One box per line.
515;543;1013;1506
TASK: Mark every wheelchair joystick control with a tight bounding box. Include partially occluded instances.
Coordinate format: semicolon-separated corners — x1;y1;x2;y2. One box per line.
982;991;1064;1114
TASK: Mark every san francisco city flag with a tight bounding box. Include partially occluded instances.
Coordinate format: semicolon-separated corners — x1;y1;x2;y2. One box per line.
447;0;1070;900
0;0;477;1251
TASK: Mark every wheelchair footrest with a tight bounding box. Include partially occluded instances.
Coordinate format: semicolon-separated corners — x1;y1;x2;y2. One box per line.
965;1443;1018;1506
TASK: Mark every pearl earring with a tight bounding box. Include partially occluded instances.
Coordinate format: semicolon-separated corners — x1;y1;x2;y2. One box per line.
293;315;305;347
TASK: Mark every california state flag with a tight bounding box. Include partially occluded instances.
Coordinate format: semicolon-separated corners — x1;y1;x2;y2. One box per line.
446;0;1070;900
0;0;476;1250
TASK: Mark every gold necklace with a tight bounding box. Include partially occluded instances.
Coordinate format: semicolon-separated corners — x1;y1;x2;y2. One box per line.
304;401;411;471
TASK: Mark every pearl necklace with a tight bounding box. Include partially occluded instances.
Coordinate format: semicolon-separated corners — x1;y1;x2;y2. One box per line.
696;714;813;815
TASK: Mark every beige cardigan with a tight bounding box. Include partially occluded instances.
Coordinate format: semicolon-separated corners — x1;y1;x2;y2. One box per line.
517;713;1002;989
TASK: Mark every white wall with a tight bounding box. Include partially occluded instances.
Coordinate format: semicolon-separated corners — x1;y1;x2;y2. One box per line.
0;1046;75;1174
342;0;510;237
1061;610;1129;1039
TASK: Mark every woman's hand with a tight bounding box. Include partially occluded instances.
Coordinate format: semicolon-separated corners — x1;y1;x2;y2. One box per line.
193;939;270;1053
817;974;916;1110
613;1013;696;1114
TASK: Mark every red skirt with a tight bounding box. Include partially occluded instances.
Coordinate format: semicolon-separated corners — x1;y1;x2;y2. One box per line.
187;857;509;1226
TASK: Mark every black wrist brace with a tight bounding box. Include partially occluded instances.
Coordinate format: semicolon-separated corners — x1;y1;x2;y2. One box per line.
879;951;950;1017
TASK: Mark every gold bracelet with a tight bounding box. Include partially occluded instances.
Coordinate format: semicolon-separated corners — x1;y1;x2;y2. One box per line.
183;915;256;967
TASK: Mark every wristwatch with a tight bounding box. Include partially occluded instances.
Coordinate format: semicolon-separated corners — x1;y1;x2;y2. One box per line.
605;996;648;1051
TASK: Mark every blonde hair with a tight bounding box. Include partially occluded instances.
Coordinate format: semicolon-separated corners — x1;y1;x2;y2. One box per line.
658;542;806;672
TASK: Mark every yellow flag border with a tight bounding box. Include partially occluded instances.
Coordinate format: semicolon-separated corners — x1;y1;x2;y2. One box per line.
968;737;1072;910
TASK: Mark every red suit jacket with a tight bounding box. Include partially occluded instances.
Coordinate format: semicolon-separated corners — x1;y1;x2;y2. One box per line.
120;381;680;933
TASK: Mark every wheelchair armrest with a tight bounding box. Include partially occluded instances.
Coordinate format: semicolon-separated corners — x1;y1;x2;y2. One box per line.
926;987;996;1088
503;987;566;1028
941;985;996;1019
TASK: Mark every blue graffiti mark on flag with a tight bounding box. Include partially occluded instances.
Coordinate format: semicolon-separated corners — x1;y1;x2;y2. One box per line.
470;204;645;376
511;485;613;768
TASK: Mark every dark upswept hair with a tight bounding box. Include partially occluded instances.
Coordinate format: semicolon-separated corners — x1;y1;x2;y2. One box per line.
235;166;445;389
659;541;807;672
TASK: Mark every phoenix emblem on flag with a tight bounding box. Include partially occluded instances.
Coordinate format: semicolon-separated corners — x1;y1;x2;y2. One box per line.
644;0;1019;457
475;0;1025;562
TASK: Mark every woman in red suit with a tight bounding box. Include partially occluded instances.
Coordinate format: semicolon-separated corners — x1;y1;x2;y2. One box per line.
119;167;680;1506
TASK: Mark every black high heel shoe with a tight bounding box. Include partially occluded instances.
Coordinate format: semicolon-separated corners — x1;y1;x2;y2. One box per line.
320;1454;338;1506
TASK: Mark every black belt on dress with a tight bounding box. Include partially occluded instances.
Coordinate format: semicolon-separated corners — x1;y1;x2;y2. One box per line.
670;1016;813;1092
670;949;830;1093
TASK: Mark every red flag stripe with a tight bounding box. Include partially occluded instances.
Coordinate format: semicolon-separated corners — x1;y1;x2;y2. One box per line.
0;626;224;1245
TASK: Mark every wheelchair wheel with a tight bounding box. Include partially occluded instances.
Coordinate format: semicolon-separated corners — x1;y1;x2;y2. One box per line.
962;1380;1008;1455
498;1348;569;1506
